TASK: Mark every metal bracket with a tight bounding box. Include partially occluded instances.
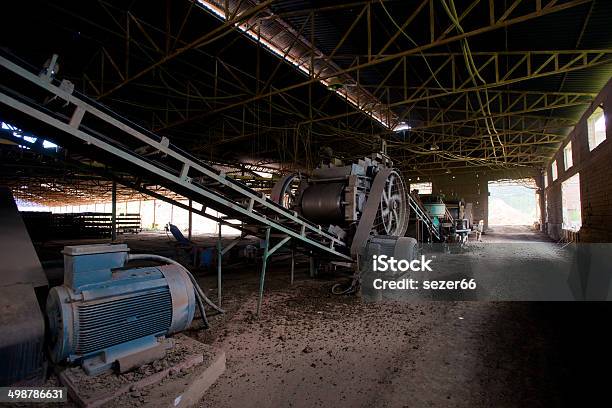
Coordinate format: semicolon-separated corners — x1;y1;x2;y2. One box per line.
256;228;291;316
216;225;247;306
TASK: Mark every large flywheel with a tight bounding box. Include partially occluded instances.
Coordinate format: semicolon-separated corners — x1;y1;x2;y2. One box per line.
270;173;303;210
376;170;409;237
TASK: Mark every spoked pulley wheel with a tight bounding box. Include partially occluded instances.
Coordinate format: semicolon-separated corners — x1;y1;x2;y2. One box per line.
270;173;303;210
376;170;409;237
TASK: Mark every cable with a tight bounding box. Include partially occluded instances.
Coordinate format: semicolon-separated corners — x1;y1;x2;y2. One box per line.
194;289;210;329
379;0;447;91
376;0;516;171
441;0;507;162
134;257;210;328
451;0;506;161
331;276;360;295
127;254;225;317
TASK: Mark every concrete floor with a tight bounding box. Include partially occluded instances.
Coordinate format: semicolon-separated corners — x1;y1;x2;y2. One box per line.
184;226;611;407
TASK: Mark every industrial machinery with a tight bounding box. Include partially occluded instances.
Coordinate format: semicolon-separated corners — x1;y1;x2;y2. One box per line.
0;188;48;386
423;198;447;232
0;53;416;313
445;199;466;222
420;195;471;244
271;149;410;255
360;235;419;300
46;244;200;375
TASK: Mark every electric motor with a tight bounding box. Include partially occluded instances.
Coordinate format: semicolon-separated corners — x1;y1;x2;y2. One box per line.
46;244;195;374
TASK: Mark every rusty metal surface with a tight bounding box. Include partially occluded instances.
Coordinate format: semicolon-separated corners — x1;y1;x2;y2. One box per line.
0;187;48;288
0;284;46;385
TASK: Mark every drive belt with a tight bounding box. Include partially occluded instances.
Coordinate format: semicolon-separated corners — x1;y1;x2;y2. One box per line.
350;168;391;256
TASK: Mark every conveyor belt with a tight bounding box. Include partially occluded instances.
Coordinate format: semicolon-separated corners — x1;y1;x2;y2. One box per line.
0;53;351;261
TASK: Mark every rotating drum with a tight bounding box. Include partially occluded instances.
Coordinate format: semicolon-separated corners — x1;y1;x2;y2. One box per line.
300;182;345;224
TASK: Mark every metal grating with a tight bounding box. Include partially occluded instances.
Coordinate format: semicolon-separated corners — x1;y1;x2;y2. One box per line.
75;288;172;355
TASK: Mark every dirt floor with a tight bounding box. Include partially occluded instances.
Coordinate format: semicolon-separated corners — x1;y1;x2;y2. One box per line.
177;226;612;408
482;225;552;243
37;227;612;407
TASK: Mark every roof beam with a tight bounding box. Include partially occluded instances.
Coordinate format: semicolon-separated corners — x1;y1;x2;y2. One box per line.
162;0;592;129
301;50;610;126
96;0;272;99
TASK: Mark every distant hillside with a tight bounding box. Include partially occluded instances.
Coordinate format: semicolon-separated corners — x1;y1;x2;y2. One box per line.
488;185;537;225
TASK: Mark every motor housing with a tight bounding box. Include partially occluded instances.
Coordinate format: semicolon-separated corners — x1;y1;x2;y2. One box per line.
46;244;195;375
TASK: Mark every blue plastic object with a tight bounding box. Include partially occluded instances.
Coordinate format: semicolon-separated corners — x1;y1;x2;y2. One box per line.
168;223;189;244
200;247;215;268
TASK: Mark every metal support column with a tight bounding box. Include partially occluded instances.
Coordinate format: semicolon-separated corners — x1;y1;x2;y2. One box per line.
309;253;316;278
257;228;291;316
188;199;193;241
290;247;295;285
217;222;222;305
257;228;271;317
111;181;117;241
216;226;245;306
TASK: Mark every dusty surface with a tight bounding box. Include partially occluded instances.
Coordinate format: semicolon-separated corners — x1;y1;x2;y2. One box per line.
38;227;611;407
420;225;574;301
197;294;555;407
482;225;552;243
57;335;216;408
186;226;610;408
193;282;558;407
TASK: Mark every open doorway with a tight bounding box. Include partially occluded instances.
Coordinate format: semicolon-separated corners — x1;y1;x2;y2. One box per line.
561;173;582;231
488;178;538;226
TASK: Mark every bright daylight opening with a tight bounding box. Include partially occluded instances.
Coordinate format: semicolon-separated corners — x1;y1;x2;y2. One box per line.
561;173;582;232
488;178;538;226
409;181;432;194
587;106;607;151
564;142;573;170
